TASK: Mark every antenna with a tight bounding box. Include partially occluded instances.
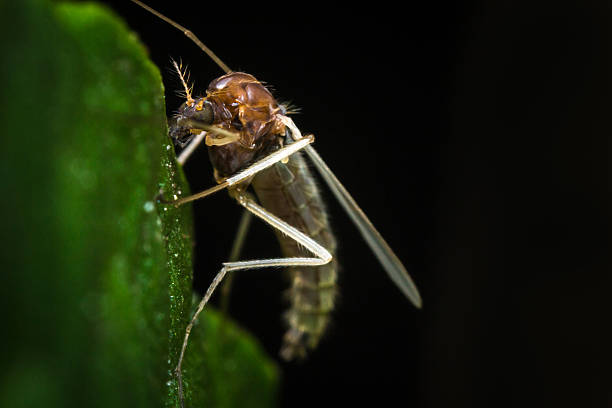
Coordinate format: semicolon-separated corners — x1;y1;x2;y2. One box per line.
171;58;194;104
129;0;232;74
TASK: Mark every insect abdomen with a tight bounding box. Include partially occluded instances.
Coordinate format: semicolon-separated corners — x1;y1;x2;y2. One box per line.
251;152;338;360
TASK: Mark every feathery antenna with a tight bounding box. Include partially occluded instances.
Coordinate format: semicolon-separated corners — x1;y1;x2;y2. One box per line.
171;58;194;104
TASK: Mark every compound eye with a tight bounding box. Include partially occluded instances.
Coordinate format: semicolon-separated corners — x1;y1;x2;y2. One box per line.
191;101;214;125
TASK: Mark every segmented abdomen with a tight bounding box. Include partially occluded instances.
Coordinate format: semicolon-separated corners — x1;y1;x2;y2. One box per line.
251;152;338;360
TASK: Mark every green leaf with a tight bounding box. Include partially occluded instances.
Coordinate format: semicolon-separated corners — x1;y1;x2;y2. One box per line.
0;1;278;407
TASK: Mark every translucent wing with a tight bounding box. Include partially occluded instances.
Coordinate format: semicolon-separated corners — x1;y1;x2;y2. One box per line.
304;145;423;308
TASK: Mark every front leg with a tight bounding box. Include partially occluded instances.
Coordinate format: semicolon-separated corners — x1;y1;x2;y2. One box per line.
161;134;314;207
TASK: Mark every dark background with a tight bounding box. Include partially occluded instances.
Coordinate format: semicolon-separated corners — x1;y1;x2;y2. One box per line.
103;1;610;407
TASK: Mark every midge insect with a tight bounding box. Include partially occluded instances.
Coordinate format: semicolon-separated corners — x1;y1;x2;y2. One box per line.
129;0;422;405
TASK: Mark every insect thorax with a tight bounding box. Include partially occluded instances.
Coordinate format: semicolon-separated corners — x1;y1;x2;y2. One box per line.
170;72;287;178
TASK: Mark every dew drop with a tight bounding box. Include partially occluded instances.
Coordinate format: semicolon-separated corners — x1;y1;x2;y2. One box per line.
143;201;155;212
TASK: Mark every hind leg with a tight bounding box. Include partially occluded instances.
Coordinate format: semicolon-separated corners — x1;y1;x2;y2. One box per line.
174;189;332;408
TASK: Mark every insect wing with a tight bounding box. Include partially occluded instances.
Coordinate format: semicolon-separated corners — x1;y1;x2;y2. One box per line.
304;145;423;308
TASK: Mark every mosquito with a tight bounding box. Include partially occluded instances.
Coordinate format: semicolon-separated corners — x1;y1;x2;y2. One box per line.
129;1;422;406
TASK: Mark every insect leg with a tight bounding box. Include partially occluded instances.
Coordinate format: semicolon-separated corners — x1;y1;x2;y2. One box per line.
220;209;253;314
175;190;332;408
163;134;314;206
176;131;206;166
176;126;241;166
218;210;253;340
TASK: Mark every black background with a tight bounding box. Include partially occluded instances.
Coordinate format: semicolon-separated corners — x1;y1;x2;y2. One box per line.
103;1;610;407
